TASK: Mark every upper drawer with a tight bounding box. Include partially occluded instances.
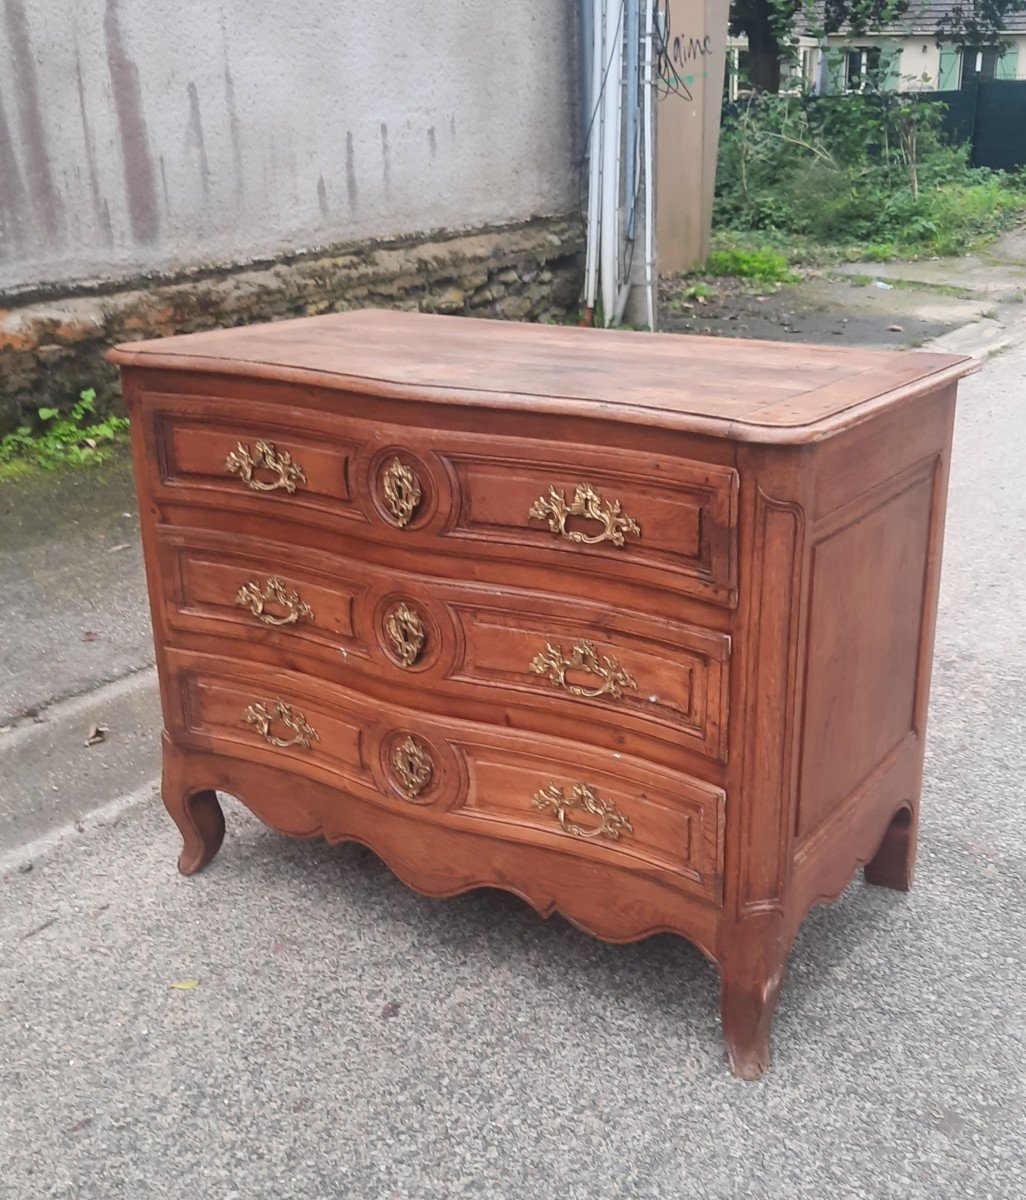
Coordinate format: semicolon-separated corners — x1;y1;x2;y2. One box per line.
141;392;739;607
445;450;738;607
154;408;359;522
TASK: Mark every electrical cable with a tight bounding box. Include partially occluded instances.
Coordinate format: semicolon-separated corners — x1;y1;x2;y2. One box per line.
652;1;698;102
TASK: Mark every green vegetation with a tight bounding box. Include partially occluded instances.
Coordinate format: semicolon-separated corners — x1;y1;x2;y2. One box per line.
715;93;1026;260
704;246;796;282
0;389;129;481
677;280;719;301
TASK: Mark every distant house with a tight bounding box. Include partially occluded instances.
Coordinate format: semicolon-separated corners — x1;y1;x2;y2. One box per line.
726;1;1026;97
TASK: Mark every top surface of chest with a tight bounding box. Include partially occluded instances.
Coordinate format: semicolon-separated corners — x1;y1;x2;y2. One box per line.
109;310;976;444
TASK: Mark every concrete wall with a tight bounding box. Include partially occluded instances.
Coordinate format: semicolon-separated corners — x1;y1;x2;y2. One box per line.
0;0;578;296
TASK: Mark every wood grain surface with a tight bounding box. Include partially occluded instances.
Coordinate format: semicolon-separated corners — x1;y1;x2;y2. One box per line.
110;309;977;443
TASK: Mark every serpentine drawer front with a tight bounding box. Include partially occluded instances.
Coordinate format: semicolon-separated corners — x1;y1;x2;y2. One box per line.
111;308;977;1079
170;652;724;900
158;527;730;768
147;393;738;607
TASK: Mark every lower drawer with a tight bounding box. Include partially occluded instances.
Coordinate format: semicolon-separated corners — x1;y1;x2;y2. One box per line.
169;651;725;901
158;527;730;765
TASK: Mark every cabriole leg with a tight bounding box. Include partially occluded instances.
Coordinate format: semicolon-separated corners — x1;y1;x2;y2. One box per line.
161;743;225;875
864;804;917;892
719;957;787;1081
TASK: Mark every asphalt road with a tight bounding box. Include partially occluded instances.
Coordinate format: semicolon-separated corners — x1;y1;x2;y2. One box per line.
1;345;1024;1198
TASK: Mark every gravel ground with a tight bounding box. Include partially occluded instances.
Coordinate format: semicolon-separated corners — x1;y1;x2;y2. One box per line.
0;347;1023;1199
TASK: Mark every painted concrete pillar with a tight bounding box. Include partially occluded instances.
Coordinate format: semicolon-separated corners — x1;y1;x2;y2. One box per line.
655;0;731;273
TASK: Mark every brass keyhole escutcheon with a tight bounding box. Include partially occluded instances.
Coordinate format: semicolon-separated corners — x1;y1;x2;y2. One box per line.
382;458;422;527
386;602;426;669
391;735;433;798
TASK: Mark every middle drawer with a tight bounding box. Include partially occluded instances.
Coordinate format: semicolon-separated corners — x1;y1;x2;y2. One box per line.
157;528;730;766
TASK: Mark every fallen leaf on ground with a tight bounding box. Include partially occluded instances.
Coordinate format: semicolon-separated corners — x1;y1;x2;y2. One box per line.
169;979;199;990
84;725;108;746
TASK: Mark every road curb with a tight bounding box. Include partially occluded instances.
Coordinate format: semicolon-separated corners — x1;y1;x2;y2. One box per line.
0;667;162;858
0;777;160;879
926;311;1026;358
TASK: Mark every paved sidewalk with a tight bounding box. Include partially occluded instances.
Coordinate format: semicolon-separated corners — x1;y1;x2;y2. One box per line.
663;227;1026;359
1;341;1024;1198
0;447;152;726
0;450;158;851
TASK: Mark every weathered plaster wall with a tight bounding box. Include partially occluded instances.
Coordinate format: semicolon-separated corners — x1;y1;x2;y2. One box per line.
0;0;578;296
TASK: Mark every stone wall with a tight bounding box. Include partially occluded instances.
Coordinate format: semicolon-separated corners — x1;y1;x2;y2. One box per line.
0;215;584;434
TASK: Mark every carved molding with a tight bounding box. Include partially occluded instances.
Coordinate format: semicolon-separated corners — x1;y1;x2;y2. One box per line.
738;487;805;917
164;743;721;957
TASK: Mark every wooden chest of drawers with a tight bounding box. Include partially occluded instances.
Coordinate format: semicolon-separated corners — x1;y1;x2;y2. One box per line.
110;310;976;1078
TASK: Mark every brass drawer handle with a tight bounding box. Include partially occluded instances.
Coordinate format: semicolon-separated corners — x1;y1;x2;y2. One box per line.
241;698;319;750
225;440;306;494
392;735;433;798
382;458;422;527
532;782;634;842
235;577;314;627
529;639;637;700
528;482;641;547
386;602;425;668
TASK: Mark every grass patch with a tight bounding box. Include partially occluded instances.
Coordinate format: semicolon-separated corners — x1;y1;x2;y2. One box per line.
0;389;129;480
704;247;797;282
678;280;719;301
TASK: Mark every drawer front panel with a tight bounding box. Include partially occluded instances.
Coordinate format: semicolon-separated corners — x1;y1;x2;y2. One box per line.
166;535;366;657
444;451;738;606
169;652;724;898
452;741;724;895
156;409;359;520
445;600;729;761
159;529;730;763
182;673;370;786
143;392;737;608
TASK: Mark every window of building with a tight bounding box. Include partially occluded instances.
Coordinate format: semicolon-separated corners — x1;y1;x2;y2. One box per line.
724;46;750;101
960;46;1000;88
845;46;882;91
801;46;817;87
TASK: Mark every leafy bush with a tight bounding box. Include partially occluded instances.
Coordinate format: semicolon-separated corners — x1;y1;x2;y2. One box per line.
715;91;1026;256
0;389;129;477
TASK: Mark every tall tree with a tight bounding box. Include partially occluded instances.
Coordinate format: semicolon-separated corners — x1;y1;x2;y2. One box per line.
729;0;1026;93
